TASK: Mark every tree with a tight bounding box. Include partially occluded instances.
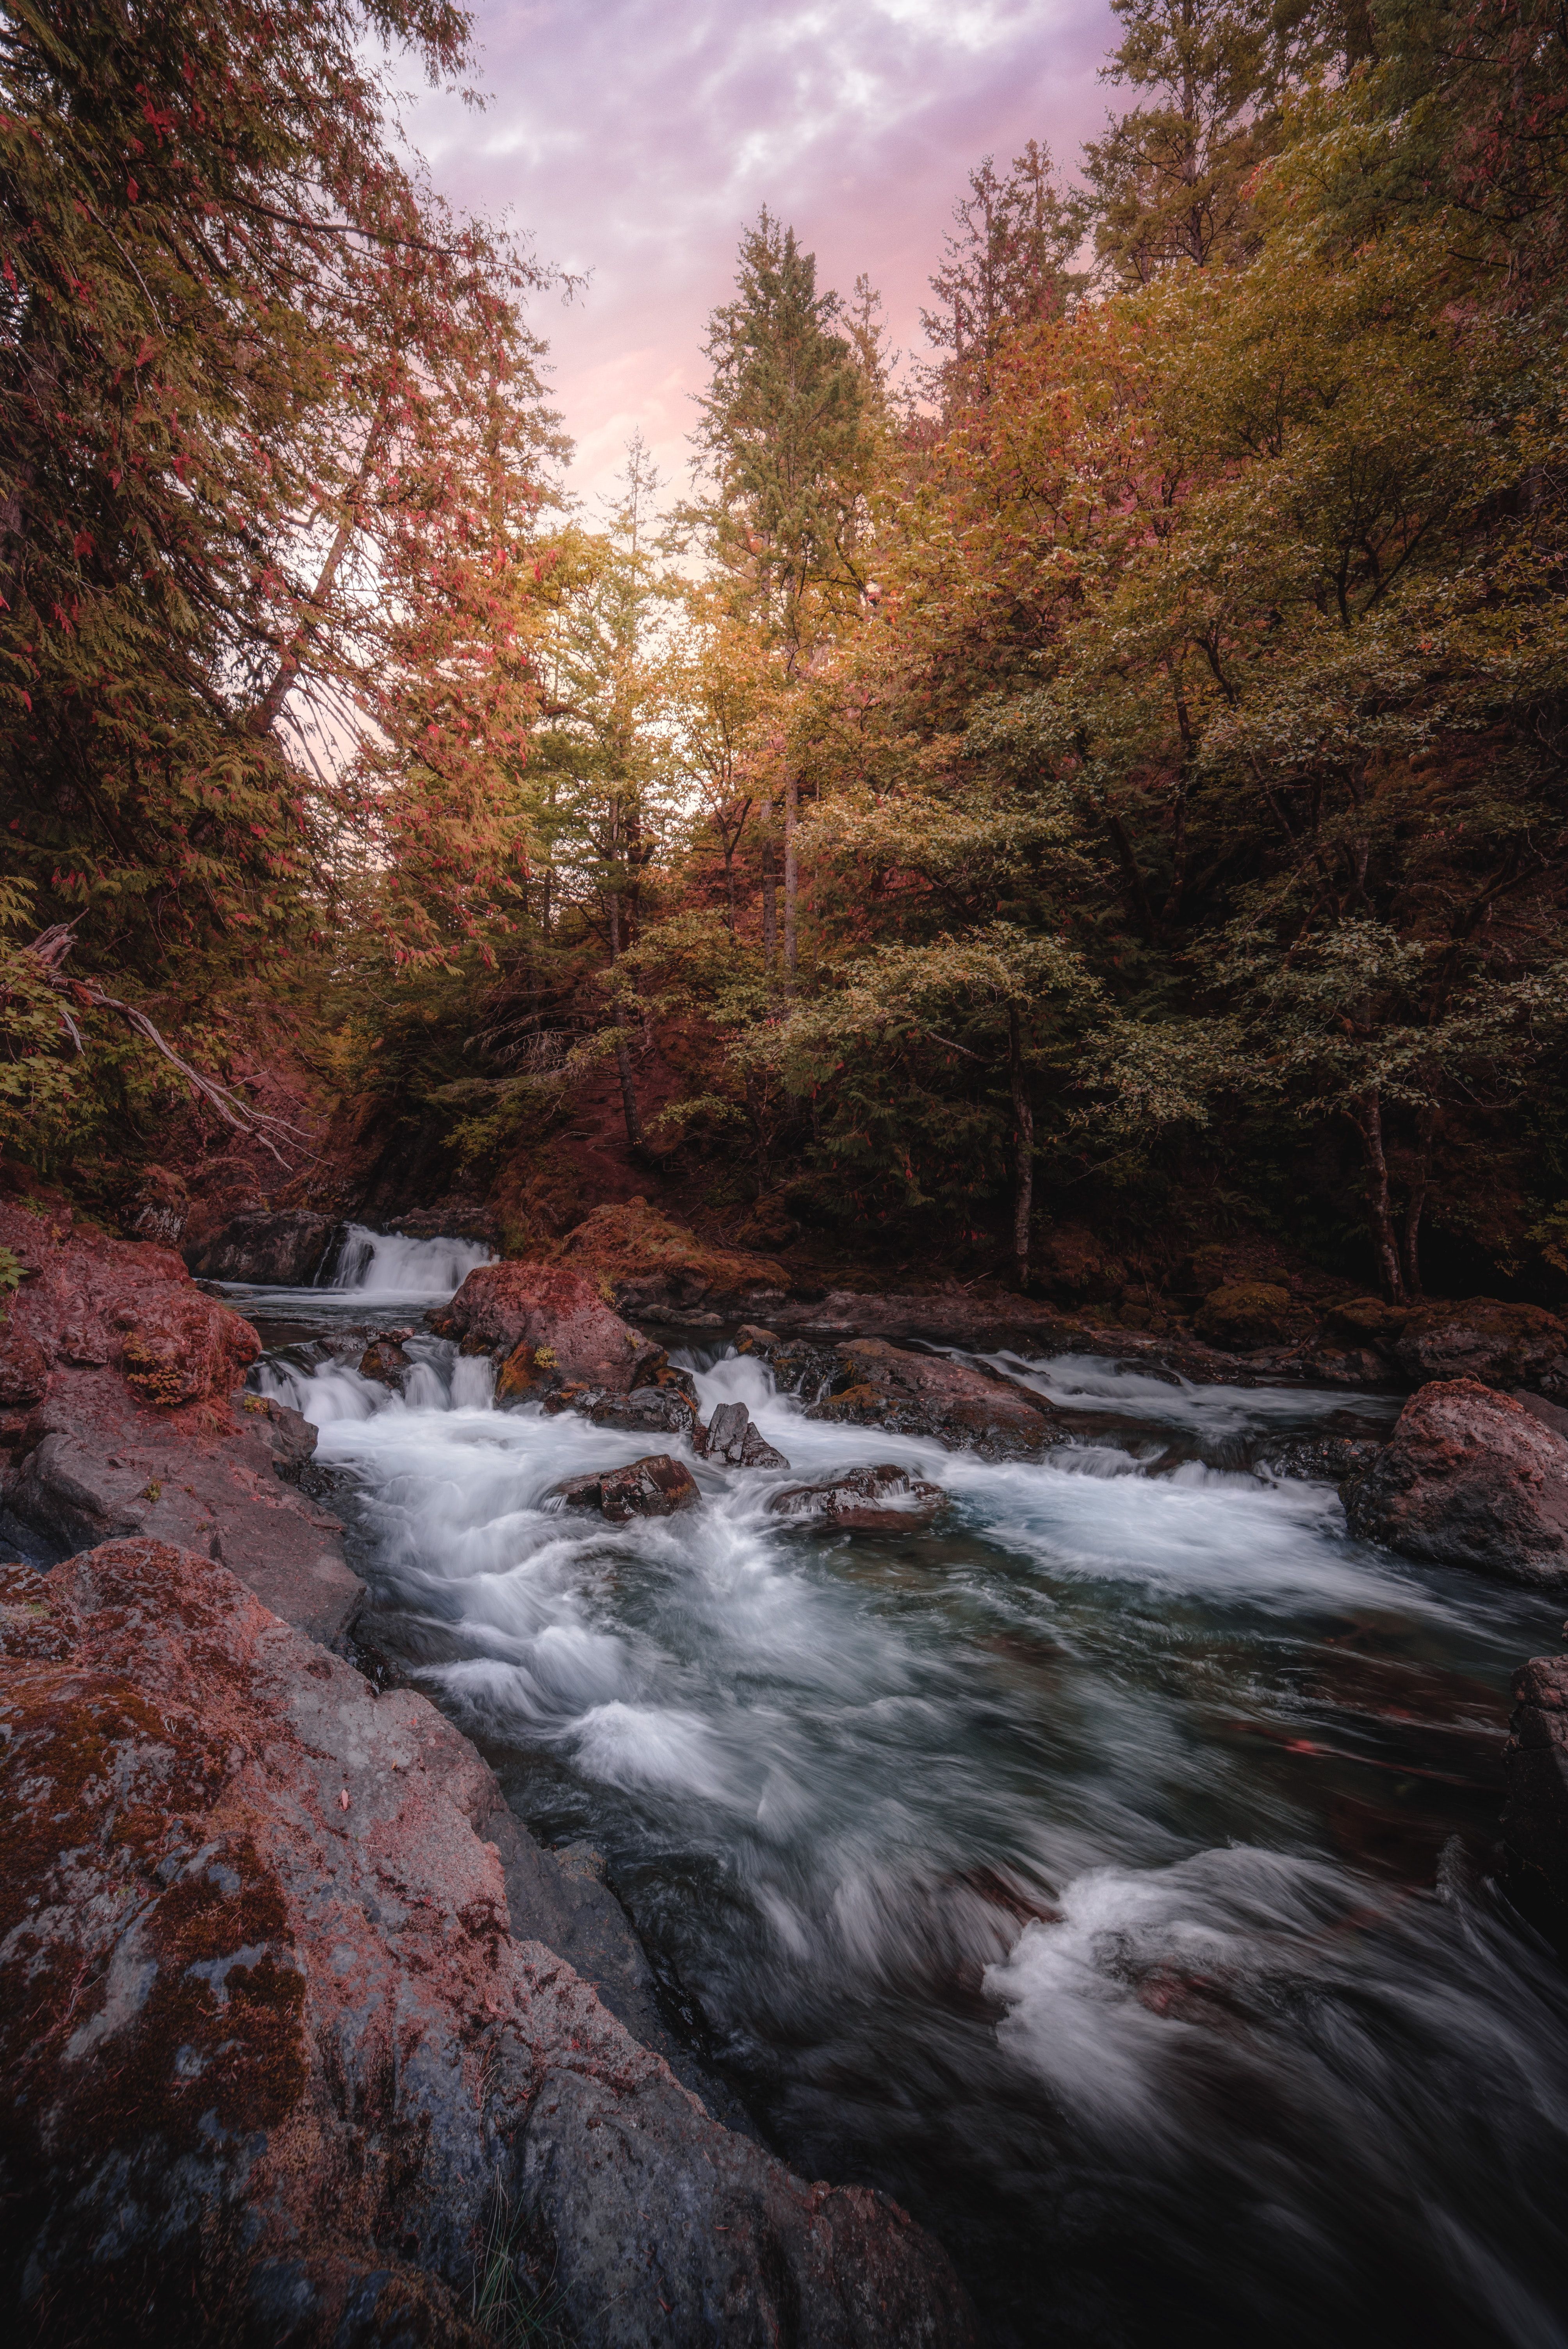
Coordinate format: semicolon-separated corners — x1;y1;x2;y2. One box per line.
920;142;1084;410
0;0;558;1011
1082;0;1280;284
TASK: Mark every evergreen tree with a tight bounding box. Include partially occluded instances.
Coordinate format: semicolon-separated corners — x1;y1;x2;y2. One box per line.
920;142;1084;408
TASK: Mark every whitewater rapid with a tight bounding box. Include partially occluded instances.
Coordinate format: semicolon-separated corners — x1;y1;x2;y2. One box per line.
243;1235;1568;2349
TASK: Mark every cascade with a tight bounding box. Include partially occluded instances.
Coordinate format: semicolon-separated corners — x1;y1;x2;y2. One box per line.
241;1235;1568;2347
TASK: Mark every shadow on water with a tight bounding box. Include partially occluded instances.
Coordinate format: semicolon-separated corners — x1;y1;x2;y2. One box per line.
249;1246;1568;2348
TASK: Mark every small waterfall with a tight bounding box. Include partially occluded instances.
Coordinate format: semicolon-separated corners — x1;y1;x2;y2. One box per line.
328;1222;492;1298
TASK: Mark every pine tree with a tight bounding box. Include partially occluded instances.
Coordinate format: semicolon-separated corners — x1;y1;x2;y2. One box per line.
920;142;1084;409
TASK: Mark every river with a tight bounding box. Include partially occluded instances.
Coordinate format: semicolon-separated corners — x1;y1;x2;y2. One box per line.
226;1228;1568;2348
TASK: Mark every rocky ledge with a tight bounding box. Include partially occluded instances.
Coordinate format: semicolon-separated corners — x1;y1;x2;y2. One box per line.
0;1538;974;2347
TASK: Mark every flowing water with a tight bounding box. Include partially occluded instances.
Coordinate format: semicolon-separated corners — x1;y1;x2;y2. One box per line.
233;1237;1568;2349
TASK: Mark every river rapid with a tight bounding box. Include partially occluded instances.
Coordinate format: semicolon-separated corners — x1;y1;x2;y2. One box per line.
227;1229;1568;2349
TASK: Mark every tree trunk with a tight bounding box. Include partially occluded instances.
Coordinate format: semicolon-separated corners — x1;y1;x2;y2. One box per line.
1402;1103;1436;1300
606;890;643;1155
1354;1094;1405;1303
760;797;778;987
783;768;798;990
1009;1005;1034;1289
251;399;388;738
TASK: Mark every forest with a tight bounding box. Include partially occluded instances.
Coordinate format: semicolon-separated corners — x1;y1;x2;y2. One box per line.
4;0;1568;1311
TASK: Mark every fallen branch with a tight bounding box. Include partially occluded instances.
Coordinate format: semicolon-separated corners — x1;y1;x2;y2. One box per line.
25;927;314;1171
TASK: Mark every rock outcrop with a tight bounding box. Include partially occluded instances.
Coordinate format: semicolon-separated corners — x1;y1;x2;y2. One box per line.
549;1453;702;1522
0;1538;974;2348
1502;1654;1568;1946
185;1207;337;1285
1390;1298;1568;1395
805;1339;1058;1458
769;1465;949;1534
433;1260;663;1396
1194;1281;1306;1350
552;1196;787;1320
0;1190;362;1644
1342;1378;1568;1585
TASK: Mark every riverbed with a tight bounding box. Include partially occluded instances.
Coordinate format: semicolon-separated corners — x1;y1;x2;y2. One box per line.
230;1230;1568;2348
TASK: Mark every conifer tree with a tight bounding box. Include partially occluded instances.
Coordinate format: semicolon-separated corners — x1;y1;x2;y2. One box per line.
920;142;1083;409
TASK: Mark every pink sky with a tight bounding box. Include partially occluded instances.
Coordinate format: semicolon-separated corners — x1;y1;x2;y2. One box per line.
401;0;1119;507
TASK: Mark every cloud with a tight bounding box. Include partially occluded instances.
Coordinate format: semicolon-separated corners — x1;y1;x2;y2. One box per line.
397;0;1118;506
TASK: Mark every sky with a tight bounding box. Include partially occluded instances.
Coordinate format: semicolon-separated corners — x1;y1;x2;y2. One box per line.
397;0;1120;510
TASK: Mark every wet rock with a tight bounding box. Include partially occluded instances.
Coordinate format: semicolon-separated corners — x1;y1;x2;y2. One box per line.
698;1399;790;1469
186;1207;336;1285
1293;1342;1401;1388
1391;1297;1568;1395
358;1335;412;1390
806;1340;1057;1458
433;1260;663;1394
1260;1434;1383;1486
633;1355;701;1404
769;1463;948;1535
549;1453;702;1522
234;1391;319;1479
0;1539;973;2348
1342;1378;1568;1586
589;1385;700;1440
738;1326;840;1403
1502;1654;1568;1947
1195;1281;1304;1350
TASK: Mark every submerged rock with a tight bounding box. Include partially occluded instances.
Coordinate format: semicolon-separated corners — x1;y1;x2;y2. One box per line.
548;1452;701;1521
0;1538;973;2347
1342;1378;1568;1585
433;1259;662;1395
769;1463;949;1534
805;1339;1057;1457
698;1398;789;1469
186;1206;336;1285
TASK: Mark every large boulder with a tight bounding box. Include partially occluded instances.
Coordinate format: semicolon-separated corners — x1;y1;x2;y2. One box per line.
0;1539;973;2348
769;1464;948;1535
1391;1297;1568;1395
805;1340;1058;1458
186;1208;336;1285
1342;1378;1568;1585
432;1260;662;1395
0;1189;360;1645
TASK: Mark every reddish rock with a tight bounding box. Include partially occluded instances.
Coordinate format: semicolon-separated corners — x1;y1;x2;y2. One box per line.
769;1464;948;1534
0;1328;48;1406
550;1453;701;1521
0;1192;358;1645
0;1191;258;1409
1392;1297;1568;1394
807;1339;1058;1457
1343;1378;1568;1585
0;1538;973;2348
358;1335;412;1389
433;1260;662;1393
